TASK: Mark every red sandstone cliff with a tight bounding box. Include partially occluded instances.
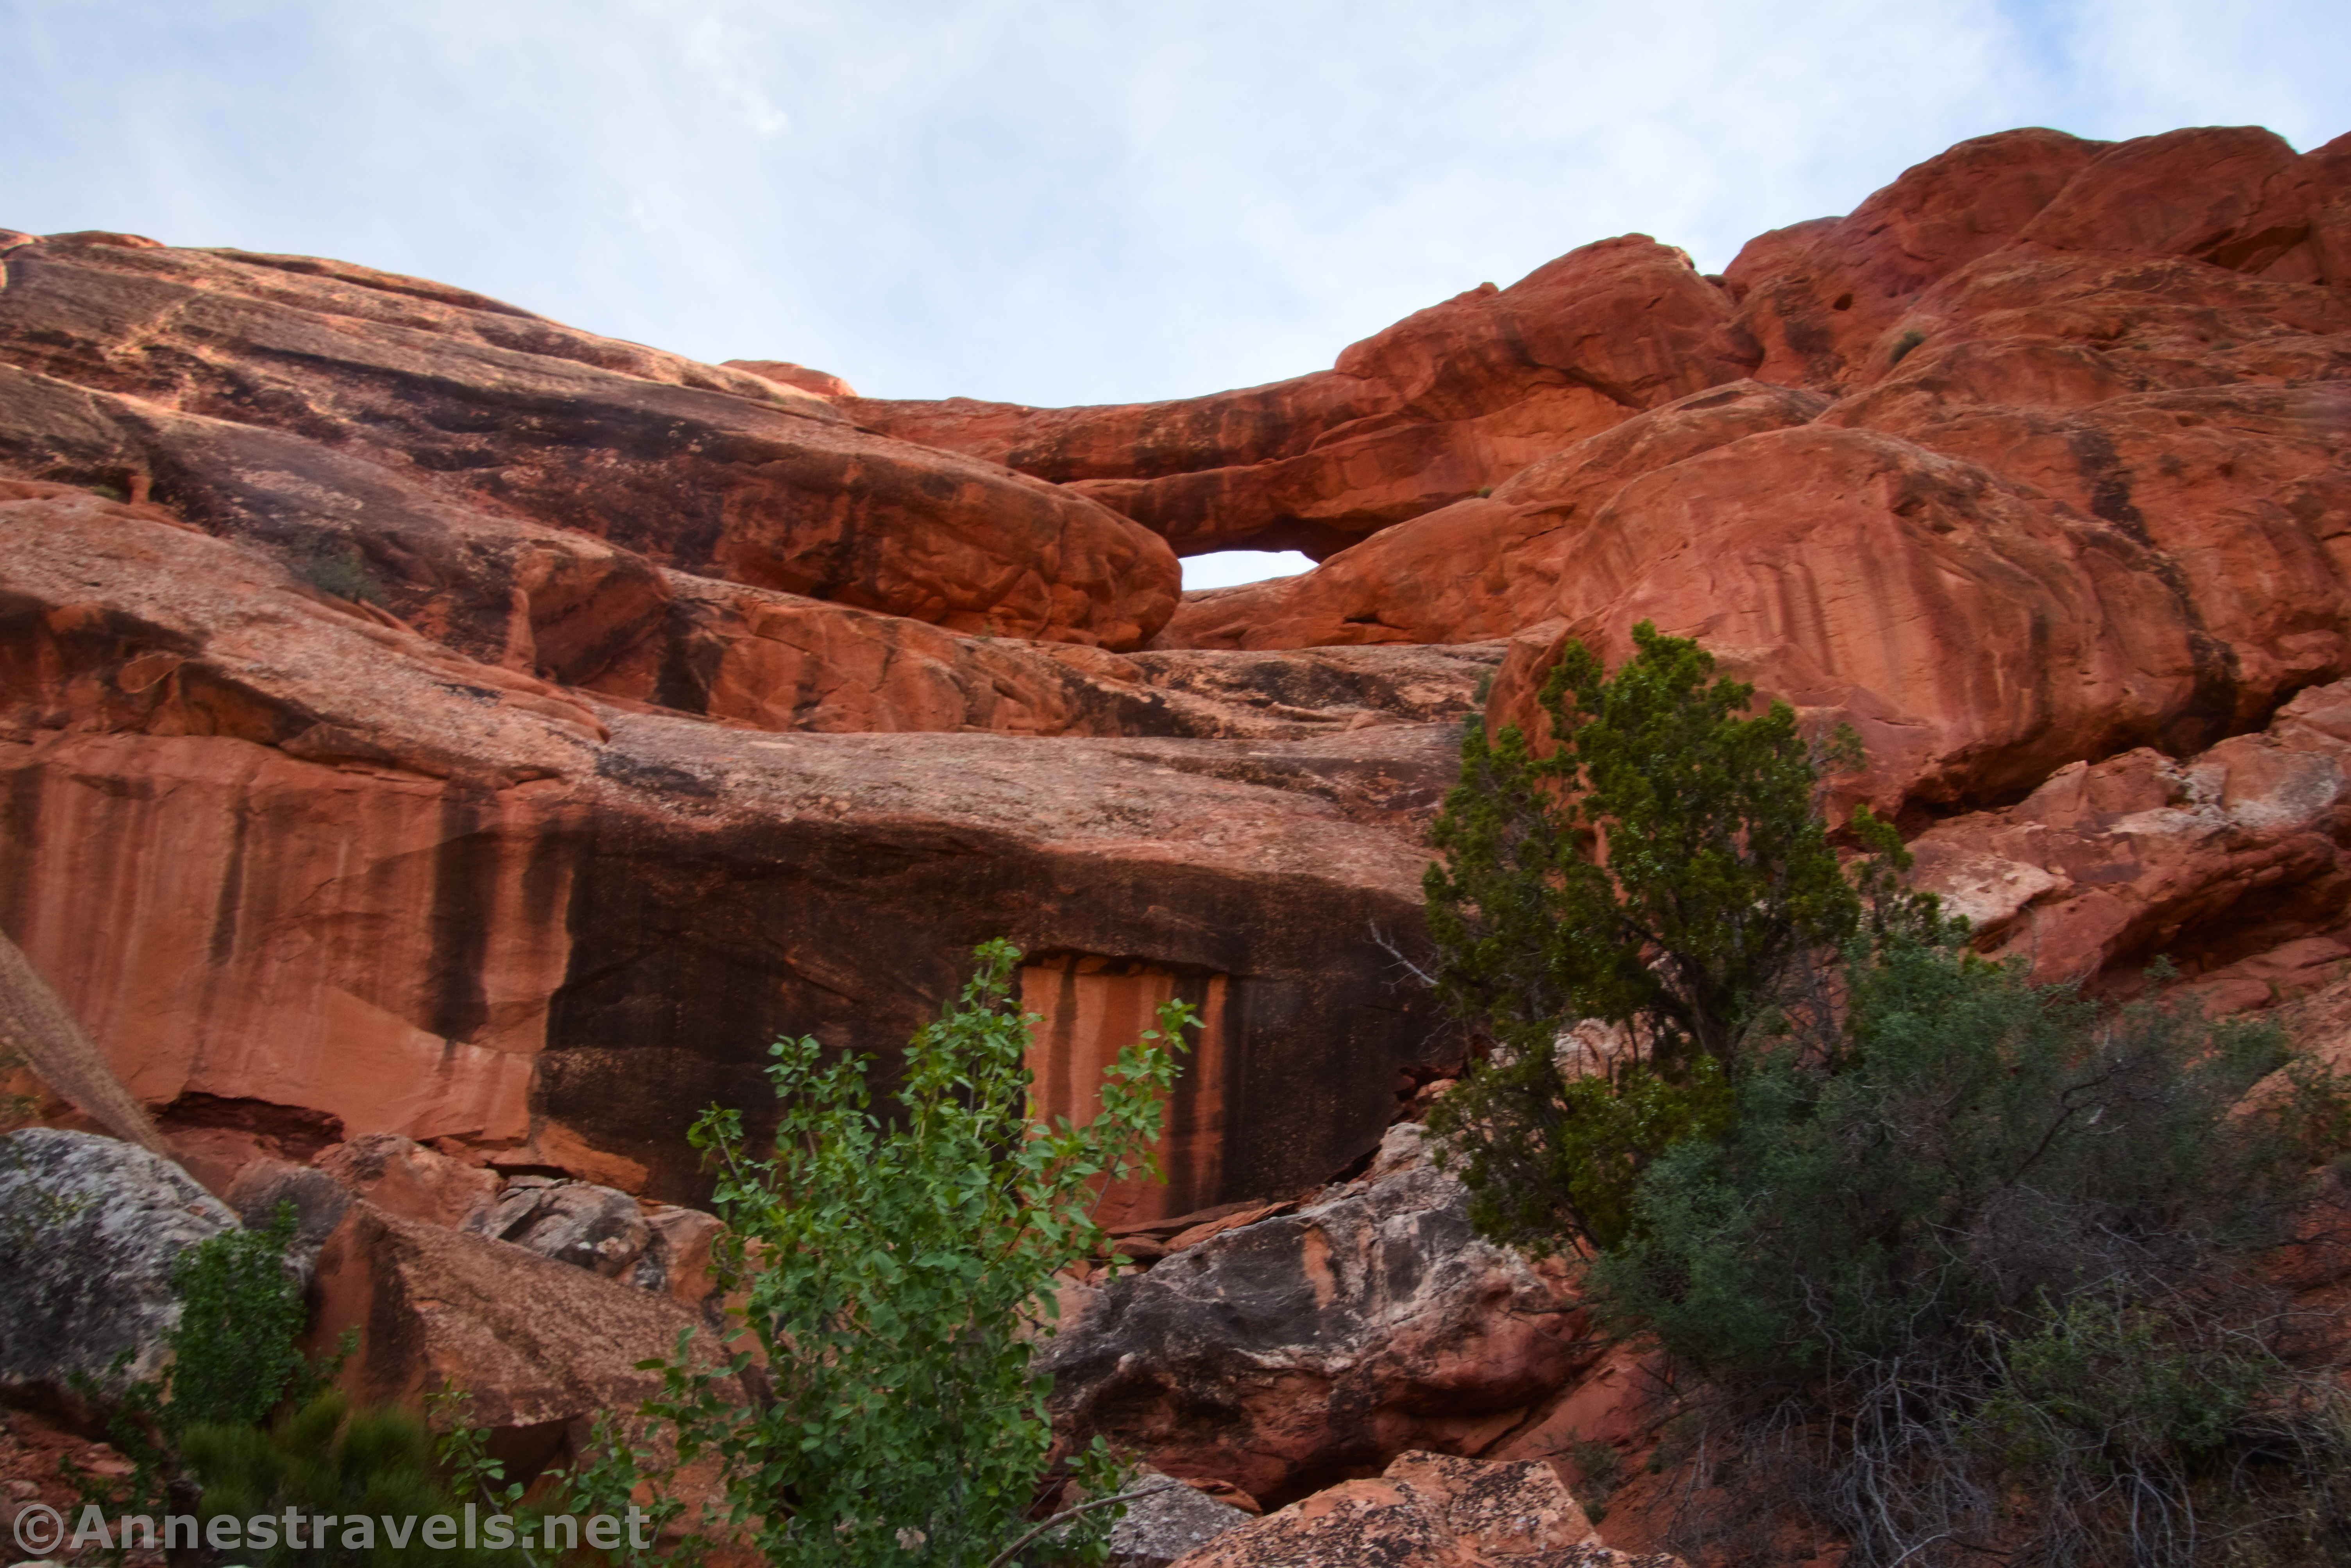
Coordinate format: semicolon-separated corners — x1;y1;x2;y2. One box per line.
4;119;2348;1231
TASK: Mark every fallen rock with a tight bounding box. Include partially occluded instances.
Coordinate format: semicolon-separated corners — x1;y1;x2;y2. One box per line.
1105;1470;1256;1568
1169;1450;1680;1568
225;1158;352;1271
1909;676;2351;992
465;1175;651;1282
1042;1126;1593;1504
0;1128;236;1420
314;1133;500;1231
306;1200;740;1471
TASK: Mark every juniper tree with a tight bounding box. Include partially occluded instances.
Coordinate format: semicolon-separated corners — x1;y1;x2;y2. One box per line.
1423;621;1923;1252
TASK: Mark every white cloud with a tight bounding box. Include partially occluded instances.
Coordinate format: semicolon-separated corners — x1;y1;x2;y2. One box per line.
2;0;2342;413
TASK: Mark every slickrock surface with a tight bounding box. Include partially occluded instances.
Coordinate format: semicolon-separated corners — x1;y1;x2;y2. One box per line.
1158;125;2351;818
0;232;1177;650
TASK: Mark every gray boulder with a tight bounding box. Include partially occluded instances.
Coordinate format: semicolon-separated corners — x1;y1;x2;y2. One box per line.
466;1176;655;1285
1040;1124;1592;1505
1108;1471;1254;1568
225;1158;353;1279
0;1128;236;1419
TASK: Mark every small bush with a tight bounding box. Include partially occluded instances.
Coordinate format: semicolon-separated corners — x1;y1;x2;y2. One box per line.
1589;943;2351;1565
182;1390;524;1567
293;543;388;606
648;939;1193;1567
166;1202;313;1434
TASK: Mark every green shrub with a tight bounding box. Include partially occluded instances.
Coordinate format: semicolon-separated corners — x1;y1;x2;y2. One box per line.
1420;626;2351;1564
647;940;1192;1567
293;543;388;606
1423;621;1924;1251
181;1390;525;1566
165;1202;313;1434
1589;943;2351;1565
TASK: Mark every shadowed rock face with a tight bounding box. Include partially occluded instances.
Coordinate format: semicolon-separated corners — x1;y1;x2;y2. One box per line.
0;480;1465;1204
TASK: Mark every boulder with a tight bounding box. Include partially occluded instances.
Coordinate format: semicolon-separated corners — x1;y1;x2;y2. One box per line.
465;1175;651;1282
314;1133;500;1231
1104;1470;1256;1568
1041;1126;1594;1505
225;1158;352;1271
1168;1450;1681;1568
0;1128;236;1419
305;1200;741;1470
1908;677;2351;993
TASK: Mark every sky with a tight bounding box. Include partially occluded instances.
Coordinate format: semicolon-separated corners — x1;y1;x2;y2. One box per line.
6;1;2346;588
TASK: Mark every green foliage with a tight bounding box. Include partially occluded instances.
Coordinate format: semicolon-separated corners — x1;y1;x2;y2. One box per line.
1592;945;2307;1388
182;1390;524;1566
1565;1437;1622;1524
1418;623;2351;1562
648;939;1193;1568
61;1203;356;1563
542;1409;694;1567
0;1040;35;1131
1424;622;1927;1251
165;1201;314;1434
293;542;388;606
1590;942;2351;1565
1888;327;1927;366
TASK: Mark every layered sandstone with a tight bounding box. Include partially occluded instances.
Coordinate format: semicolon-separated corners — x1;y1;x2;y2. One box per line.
0;479;1465;1208
846;236;1758;557
5;123;2347;1221
1158;125;2351;824
0;231;1177;651
7;133;2351;1538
